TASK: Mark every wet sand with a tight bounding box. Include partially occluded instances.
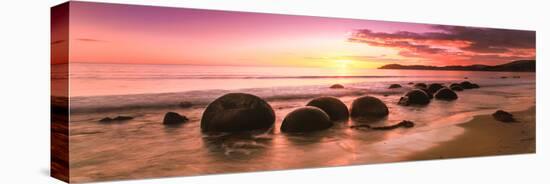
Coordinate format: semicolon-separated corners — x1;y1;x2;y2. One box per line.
408;106;536;160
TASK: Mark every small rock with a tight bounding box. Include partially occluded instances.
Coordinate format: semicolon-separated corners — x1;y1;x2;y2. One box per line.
398;120;415;128
408;82;414;85
512;76;521;78
492;110;516;122
388;84;402;89
450;83;461;88
451;85;464;91
501;76;508;79
330;84;345;89
99;116;134;122
163;112;189;125
179;101;193;108
434;88;458;100
99;117;112;122
414;83;428;89
460;81;480;89
351;120;415;130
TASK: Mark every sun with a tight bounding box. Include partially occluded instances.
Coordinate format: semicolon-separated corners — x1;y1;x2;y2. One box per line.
335;59;353;68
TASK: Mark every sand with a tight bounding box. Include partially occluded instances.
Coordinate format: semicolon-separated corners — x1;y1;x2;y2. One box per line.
408;106;536;160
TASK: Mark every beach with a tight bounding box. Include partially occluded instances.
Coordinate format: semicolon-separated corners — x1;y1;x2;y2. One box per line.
408;106;536;160
62;64;536;183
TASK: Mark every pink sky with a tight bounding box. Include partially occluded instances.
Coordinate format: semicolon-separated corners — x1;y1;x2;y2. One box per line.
53;1;535;68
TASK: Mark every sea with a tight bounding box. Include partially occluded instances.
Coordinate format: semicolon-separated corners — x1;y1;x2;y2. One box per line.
56;63;536;182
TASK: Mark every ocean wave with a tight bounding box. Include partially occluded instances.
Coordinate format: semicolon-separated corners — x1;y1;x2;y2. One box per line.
66;79;535;113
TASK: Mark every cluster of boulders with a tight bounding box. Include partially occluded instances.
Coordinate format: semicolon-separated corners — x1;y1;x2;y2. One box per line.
197;92;413;134
97;81;482;134
398;81;480;106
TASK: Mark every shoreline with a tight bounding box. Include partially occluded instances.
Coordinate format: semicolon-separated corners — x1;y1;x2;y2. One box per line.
407;106;536;160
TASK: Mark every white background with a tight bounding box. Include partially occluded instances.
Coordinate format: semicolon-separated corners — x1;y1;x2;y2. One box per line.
0;0;548;183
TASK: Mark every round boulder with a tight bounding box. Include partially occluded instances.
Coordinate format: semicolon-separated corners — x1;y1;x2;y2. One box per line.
163;112;189;125
201;93;275;132
398;89;431;106
330;84;344;89
350;96;389;118
428;83;445;94
434;88;458;100
306;96;349;121
281;107;333;133
414;83;428;89
388;84;402;89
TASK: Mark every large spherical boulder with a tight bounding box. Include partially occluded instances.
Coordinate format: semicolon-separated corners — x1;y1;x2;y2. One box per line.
201;93;275;132
350;96;389;118
163;112;189;125
388;84;402;89
281;107;333;133
414;83;428;89
306;97;349;121
434;88;458;100
398;89;431;106
330;84;345;89
428;83;445;94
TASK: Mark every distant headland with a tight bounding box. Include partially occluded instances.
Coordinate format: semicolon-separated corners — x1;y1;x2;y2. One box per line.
379;60;535;72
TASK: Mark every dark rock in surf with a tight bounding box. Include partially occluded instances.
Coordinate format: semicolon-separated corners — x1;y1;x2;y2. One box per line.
399;120;415;128
201;93;275;132
419;88;434;99
99;116;134;123
350;96;389;118
428;83;445;94
306;96;349;121
460;81;479;89
408;82;414;85
179;101;193;108
330;84;345;89
450;83;461;88
492;110;516;122
451;85;464;91
388;84;402;89
414;83;428;89
163;112;189;125
281;106;333;133
351;120;415;130
434;88;458;100
501;76;508;79
398;89;430;106
513;76;521;78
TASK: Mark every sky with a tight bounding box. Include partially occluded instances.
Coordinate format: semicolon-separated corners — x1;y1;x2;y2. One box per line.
52;1;536;68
